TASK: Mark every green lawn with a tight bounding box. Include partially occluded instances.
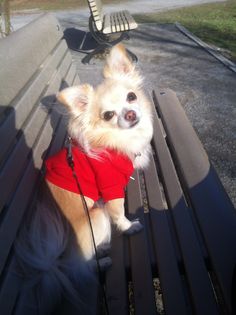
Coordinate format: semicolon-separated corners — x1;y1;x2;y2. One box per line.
135;0;236;61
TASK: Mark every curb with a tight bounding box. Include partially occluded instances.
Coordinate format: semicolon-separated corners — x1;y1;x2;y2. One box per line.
175;22;236;74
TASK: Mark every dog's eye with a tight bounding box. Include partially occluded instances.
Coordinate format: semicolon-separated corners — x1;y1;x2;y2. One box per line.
103;111;115;121
127;92;137;103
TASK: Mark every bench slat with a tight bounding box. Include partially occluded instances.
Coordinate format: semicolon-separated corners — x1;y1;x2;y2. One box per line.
144;154;190;315
152;94;219;314
0;105;48;211
0;32;76;270
122;11;137;31
0;158;41;275
0;259;22;315
0;117;69;314
0;14;63;108
153;88;236;314
58;50;74;80
0;118;63;313
0;117;61;293
105;231;129;315
87;0;103;31
40;65;78;159
126;171;157;315
0;13;80;315
103;11;137;34
0;46;74;213
0;39;68;166
73;74;80;86
64;64;77;88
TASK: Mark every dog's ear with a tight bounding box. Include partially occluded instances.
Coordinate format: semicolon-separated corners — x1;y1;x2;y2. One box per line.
57;84;93;113
103;44;142;86
103;44;135;78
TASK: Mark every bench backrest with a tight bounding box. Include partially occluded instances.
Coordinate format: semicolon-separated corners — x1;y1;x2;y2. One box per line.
87;0;103;31
0;13;79;314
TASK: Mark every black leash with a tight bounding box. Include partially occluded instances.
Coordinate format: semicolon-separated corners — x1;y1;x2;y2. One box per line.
66;137;109;315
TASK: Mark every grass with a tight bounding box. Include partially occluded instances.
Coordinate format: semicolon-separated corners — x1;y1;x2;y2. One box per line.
134;0;236;61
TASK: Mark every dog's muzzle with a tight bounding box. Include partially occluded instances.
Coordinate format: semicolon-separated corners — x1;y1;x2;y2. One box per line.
124;110;137;122
118;108;140;129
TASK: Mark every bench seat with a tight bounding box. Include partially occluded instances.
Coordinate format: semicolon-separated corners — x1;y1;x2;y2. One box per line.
105;88;236;315
0;14;79;313
87;0;137;34
0;13;235;315
81;0;138;63
103;10;137;34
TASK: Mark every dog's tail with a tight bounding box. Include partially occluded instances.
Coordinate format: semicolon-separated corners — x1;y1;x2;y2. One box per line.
14;184;97;315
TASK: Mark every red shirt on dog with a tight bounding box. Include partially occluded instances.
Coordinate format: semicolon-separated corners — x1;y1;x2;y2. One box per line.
45;147;134;202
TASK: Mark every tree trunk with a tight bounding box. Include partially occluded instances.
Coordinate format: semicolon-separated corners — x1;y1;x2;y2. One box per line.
0;0;11;37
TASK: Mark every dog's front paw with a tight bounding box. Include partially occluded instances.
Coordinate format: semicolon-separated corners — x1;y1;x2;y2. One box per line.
98;256;112;271
123;219;143;235
97;243;111;258
89;255;112;272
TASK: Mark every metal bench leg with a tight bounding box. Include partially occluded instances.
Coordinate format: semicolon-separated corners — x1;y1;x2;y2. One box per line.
82;44;138;64
84;16;138;64
81;43;109;64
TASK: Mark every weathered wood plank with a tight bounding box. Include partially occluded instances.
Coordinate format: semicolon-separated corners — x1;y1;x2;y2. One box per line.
0;40;68;165
0;42;73;213
153;88;236;314
144;154;190;315
0;14;63;107
0;106;64;271
0;13;77;315
152;90;219;315
105;231;129;315
0;14;63;106
0;159;40;275
0;258;22;315
126;171;157;315
58;50;74;82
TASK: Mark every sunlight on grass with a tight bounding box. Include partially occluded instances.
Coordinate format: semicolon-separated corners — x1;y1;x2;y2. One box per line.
135;0;236;61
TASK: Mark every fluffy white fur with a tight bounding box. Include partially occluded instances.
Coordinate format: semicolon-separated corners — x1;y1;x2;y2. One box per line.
50;44;153;260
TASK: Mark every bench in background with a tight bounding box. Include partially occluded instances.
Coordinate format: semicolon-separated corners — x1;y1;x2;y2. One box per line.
81;0;138;64
0;13;236;315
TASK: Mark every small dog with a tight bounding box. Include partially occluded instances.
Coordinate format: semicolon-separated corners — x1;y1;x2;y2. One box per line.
15;44;153;314
45;44;153;260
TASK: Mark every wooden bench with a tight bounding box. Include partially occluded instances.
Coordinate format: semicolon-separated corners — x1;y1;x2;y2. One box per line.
81;0;138;64
0;13;80;314
0;13;236;315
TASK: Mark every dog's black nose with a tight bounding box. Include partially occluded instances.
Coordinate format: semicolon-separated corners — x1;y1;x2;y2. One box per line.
125;110;137;122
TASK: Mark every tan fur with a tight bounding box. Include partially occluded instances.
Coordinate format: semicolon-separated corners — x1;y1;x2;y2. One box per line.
47;182;111;260
48;44;153;260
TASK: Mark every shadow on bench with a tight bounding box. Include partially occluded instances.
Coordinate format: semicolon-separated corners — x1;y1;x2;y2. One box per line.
0;13;236;315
